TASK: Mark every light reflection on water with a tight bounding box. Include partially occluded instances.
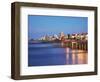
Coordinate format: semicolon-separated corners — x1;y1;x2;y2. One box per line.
65;48;87;65
28;43;87;66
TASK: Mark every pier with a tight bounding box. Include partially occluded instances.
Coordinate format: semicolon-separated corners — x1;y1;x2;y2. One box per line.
61;40;87;51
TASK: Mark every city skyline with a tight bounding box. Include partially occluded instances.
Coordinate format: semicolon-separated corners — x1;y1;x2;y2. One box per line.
28;15;88;39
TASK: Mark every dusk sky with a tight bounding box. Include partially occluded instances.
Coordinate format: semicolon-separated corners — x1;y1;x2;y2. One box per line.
28;15;88;39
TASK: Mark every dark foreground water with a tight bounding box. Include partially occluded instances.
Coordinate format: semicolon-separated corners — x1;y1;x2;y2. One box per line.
28;43;87;66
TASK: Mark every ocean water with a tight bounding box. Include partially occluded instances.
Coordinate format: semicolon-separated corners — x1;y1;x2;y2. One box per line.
28;43;87;66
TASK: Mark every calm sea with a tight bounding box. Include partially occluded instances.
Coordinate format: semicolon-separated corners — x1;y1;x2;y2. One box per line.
28;43;87;66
